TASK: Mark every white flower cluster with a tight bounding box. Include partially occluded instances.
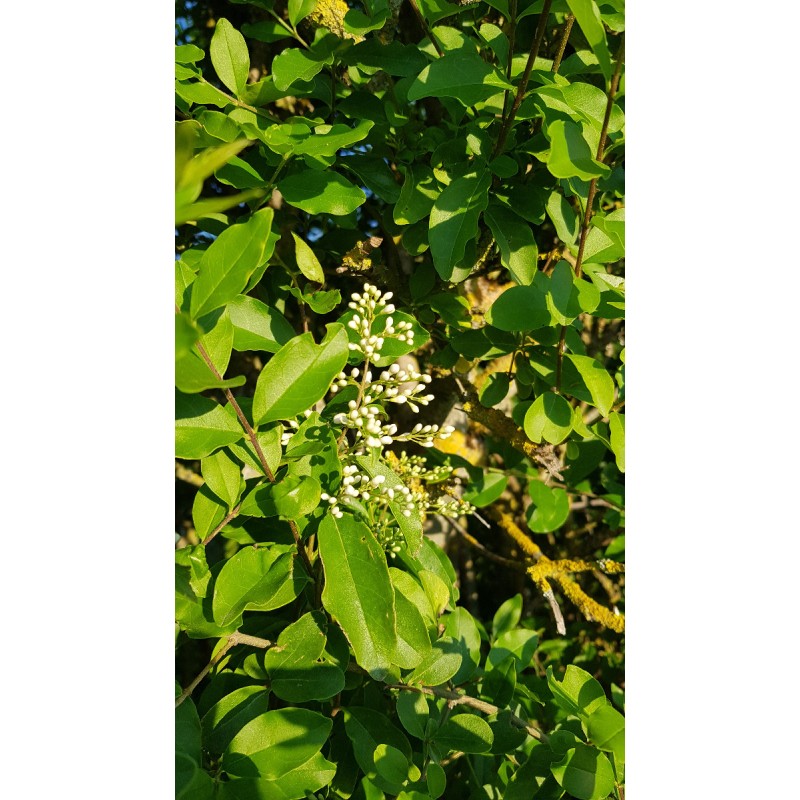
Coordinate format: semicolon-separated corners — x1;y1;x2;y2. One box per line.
320;463;417;523
343;283;416;360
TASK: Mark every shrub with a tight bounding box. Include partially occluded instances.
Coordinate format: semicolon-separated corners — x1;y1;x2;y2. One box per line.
175;1;625;797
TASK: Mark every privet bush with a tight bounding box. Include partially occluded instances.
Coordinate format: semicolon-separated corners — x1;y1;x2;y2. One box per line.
175;0;625;797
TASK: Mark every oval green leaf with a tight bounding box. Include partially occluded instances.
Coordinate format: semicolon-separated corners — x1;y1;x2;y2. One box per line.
252;325;349;425
279;170;366;215
210;18;250;98
318;514;399;679
524;392;573;444
223;707;332;779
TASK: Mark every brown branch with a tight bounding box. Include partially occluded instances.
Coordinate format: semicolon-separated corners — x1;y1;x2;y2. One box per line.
387;683;548;743
448;518;526;570
175;631;274;708
175;461;204;488
492;0;553;158
202;501;243;546
551;14;575;73
192;337;315;578
407;0;445;57
455;378;564;480
556;33;625;392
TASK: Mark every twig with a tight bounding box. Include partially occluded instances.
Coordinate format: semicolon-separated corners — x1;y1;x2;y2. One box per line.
551;14;575;73
555;34;625;392
407;0;445;57
192;338;315;578
175;461;204;488
202;501;243;546
448;518;525;570
542;586;566;635
387;683;548;743
492;0;553;158
175;631;274;708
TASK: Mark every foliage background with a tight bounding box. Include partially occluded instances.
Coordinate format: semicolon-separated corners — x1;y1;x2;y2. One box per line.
5;3;800;800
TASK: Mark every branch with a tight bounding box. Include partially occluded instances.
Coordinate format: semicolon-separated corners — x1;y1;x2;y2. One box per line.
407;0;445;57
556;34;625;391
202;501;243;546
175;631;274;708
192;338;315;578
387;683;548;743
551;14;575;74
453;376;564;480
492;0;553;158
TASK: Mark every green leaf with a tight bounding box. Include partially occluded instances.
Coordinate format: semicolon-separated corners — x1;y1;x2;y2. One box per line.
406;638;462;686
393;588;432;669
462;470;507;508
176;44;205;64
272;48;329;92
527;482;570;533
429;169;491;281
434;713;493;754
341;155;402;204
374;743;416;787
408;50;512;105
485;281;551;331
565;0;613;80
546;665;608;718
210;18;250;98
212;544;309;626
345;39;428;77
176;391;243;459
176;696;203;765
394;165;440;226
252;325;349;425
239;475;321;519
318;514;399;679
481;655;516;708
228;295;296;353
189;209;275;319
223;708;332;779
288;0;317;26
564;354;615;417
442;607;481;684
479;373;510;407
546;190;580;244
217;753;337;799
201;686;271;755
609;411;625;472
524;392;573;444
192;485;227;540
279;171;366;215
547;260;601;323
201;448;243;510
294;120;375;158
396;691;431;740
585;703;625;763
483;202;538;285
292;233;325;283
550;744;616;800
264;611;346;702
546;120;611;181
492;594;522;638
488;628;539;670
344;707;413;795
